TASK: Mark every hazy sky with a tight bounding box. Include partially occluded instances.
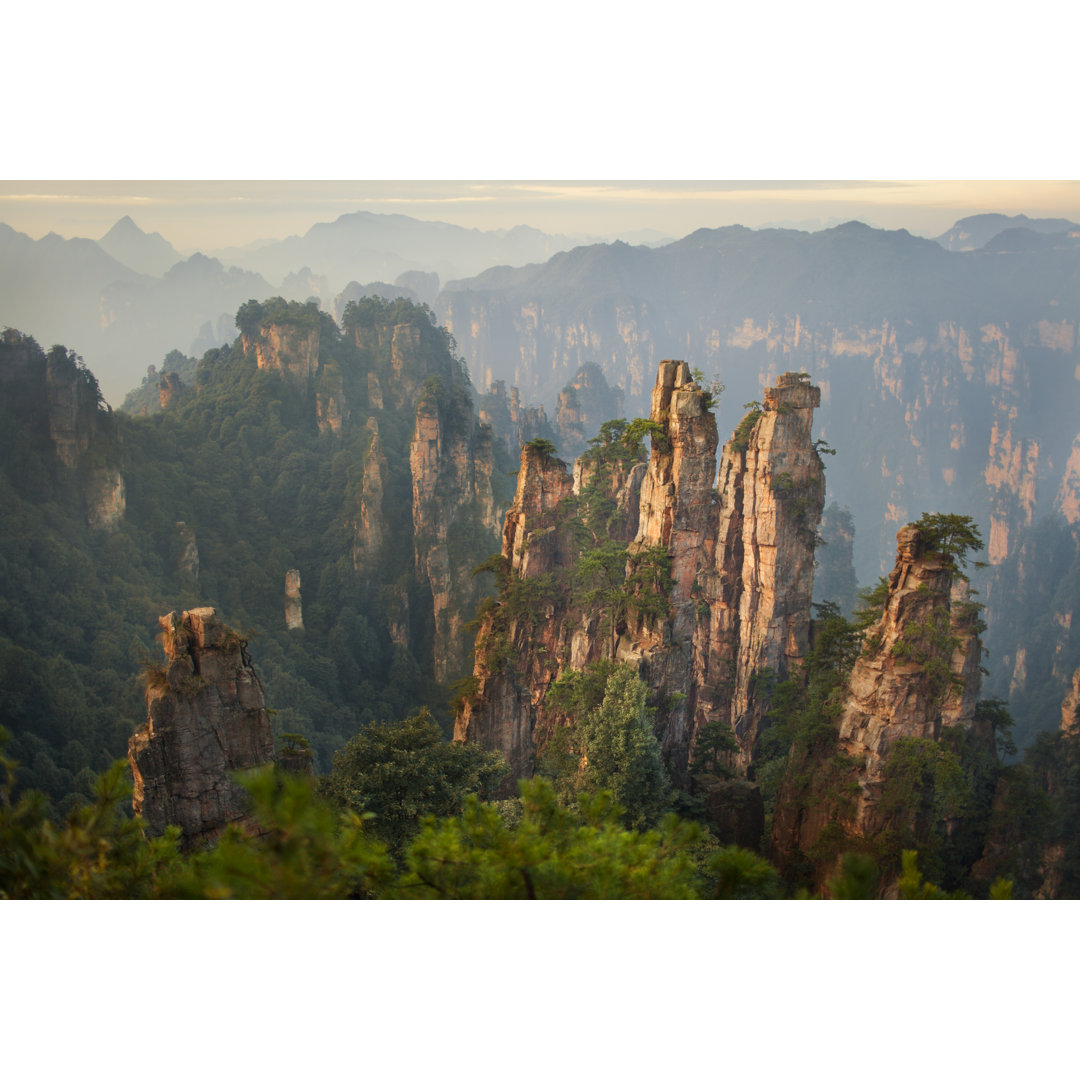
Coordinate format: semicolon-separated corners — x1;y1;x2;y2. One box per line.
8;3;1077;255
3;180;1080;252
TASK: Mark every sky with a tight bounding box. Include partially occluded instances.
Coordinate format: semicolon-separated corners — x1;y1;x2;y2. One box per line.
3;179;1080;252
6;3;1078;252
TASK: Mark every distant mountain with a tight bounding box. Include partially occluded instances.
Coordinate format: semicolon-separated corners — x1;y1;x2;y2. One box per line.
0;222;146;365
981;226;1080;253
0;220;278;403
208;211;600;293
96;254;274;399
98;216;184;276
935;213;1080;251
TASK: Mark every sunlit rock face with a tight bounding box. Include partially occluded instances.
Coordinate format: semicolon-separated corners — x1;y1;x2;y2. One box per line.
835;526;982;826
771;524;985;871
688;373;825;773
457;363;826;804
244;323;320;390
454;440;576;782
128;607;274;848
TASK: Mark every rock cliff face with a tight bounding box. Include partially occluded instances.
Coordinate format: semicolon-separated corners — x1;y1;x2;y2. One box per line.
477;379;554;455
457;362;825;796
44;345;126;530
692;373;825;770
46;350;99;468
158;372;187;410
836;526;982;826
241;316;349;435
351;418;388;574
128;607;275;848
1063;668;1080;734
772;523;984;869
407;366;500;683
455;441;577;779
284;569;304;631
85;468;126;531
243;323;320;390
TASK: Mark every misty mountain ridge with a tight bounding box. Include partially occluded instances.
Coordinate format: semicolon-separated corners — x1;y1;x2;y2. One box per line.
205;210;605;294
97;215;184;277
935;212;1080;251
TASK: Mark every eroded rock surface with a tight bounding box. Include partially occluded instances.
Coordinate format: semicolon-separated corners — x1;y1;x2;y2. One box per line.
128;607;274;848
458;363;826;804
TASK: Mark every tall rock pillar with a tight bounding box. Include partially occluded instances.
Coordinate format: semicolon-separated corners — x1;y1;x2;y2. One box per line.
693;372;825;769
128;607;275;849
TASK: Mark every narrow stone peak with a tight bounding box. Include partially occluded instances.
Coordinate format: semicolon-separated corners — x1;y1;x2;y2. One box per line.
128;607;274;849
836;523;984;828
458;361;825;817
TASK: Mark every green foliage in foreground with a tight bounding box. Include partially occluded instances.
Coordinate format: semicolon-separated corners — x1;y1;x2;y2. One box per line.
394;779;703;899
2;716;1025;901
0;725;788;900
318;708;507;860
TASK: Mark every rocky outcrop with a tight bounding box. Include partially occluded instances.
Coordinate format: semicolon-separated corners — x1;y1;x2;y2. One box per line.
691;373;825;770
408;369;500;683
285;569;303;631
44;346;126;530
86;468;125;531
316;369;348;435
554;363;624;459
46;350;98;468
836;526;981;820
772;522;984;869
351;419;388;574
477;380;554;455
128;607;274;848
458;363;826;800
454;441;577;780
243;322;320;391
158;371;187;410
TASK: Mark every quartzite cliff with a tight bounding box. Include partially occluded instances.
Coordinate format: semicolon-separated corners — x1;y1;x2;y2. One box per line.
456;362;826;806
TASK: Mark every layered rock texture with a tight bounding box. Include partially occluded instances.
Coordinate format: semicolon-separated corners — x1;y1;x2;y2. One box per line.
692;373;825;770
456;362;826;799
128;607;275;848
772;522;985;873
836;527;982;825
